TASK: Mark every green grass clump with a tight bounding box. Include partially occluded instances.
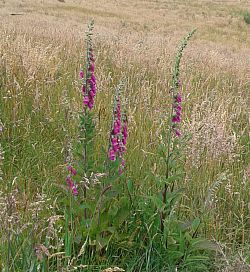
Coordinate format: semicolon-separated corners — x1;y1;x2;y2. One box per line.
242;11;250;24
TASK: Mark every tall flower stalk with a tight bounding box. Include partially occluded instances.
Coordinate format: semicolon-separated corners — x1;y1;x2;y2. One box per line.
108;80;128;175
161;29;196;230
170;29;196;140
78;20;96;219
81;20;96;111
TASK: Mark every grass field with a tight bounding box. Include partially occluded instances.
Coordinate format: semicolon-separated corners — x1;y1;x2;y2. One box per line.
0;0;250;271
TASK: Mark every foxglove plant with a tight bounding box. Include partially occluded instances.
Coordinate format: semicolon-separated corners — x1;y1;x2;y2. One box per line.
161;29;196;230
108;80;127;174
79;20;96;172
77;20;97;219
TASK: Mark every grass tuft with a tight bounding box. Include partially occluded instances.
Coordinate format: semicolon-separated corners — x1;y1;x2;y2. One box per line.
243;11;250;24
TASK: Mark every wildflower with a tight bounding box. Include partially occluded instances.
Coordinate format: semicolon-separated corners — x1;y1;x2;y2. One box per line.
72;168;77;176
79;70;84;79
111;137;119;152
81;21;97;111
66;165;78;196
108;80;127;175
172;116;181;123
67;165;77;176
72;187;78;196
175;92;182;103
83;95;90;106
175;129;181;137
109;97;123;162
108;149;116;161
118;168;123;176
172;92;182;137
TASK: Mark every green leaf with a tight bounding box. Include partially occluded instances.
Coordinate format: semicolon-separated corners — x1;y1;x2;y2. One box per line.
148;195;165;211
108;203;119;217
184;232;193;243
179;220;193;231
167;236;177;245
191;217;201;231
191;239;220;252
165;175;179;183
127;179;133;194
166;188;185;206
75;234;82;245
96;235;109;251
168;250;184;262
185;255;209;262
113;197;130;226
80;203;95;214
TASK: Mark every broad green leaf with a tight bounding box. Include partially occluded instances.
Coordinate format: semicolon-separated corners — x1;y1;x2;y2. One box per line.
191;217;201;231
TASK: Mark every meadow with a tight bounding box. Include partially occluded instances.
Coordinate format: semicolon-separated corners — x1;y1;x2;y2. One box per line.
0;0;249;271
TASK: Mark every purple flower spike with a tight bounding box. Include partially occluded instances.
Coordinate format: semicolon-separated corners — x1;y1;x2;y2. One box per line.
80;26;97;111
172;92;182;137
66;165;78;196
108;84;128;174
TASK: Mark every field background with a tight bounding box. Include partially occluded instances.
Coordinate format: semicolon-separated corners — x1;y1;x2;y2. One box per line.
0;0;250;271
